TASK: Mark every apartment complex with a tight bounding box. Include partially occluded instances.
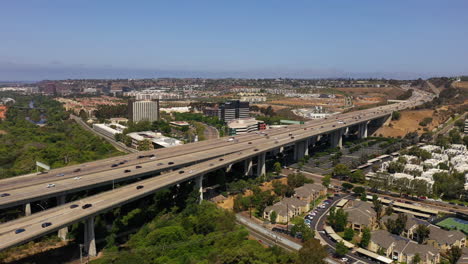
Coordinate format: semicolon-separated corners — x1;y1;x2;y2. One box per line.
128;100;159;122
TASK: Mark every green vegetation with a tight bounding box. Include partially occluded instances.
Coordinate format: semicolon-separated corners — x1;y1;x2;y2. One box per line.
93;202;298;264
328;207;348;232
418;117;433;127
391;111;401;121
0;94;122;178
360;227;371;248
396;89;413;100
335;241;349;257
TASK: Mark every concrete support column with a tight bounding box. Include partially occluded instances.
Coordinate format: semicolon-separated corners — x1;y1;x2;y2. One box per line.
84;217;96;257
25;203;31;216
329;129;343;149
358;121;369;139
309;136;318;148
57;195;68;240
257;152;266;177
226;164;233;173
294;140;308;161
383;114;392;126
244;158;253;176
195;174;204;204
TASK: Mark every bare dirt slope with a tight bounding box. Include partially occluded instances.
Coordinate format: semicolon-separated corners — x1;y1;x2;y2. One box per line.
374;109;444;137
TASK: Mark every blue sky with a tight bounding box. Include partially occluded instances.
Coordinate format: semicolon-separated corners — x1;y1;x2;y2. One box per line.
1;0;467;80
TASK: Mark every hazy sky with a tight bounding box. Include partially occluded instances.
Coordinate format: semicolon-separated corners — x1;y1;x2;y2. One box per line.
1;0;468;80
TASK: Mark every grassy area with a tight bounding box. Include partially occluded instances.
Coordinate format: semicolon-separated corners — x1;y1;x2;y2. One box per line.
437;217;468;234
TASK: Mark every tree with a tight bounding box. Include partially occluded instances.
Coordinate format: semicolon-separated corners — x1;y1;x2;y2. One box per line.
414;224;430;244
298;239;328;264
413;253;421;264
274;162;282;176
333;164;351;178
392;111;401;120
350;169;365;183
291;220;314;242
322;175;331;188
360;227;371;248
387;161;404;173
270;211;277;224
385;205;394;216
335;241;349;257
343;228;354;241
445;246;463;264
328;207;348;232
372;197;383;222
386;213;407;235
287;173;312;188
137;139;152;151
352;186;366;196
342;182;354;191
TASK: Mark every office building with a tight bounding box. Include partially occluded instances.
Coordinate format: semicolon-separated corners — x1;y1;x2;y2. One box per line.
227;118;265;135
128;100;159;122
220;100;249;122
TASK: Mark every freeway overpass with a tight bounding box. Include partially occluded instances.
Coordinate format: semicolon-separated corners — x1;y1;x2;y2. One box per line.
0;89;434;255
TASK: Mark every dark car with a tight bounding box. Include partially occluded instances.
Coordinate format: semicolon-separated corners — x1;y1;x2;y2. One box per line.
254;148;259;151
119;161;125;165
136;165;142;169
178;170;185;174
111;164;118;168
219;158;224;161
209;163;214;166
41;222;52;228
148;154;155;158
248;142;252;144
1;193;10;197
82;204;92;209
138;155;145;159
136;185;144;190
15;228;25;234
168;162;174;165
73;168;81;173
124;169;131;173
70;204;79;209
291;136;294;139
332;125;336;127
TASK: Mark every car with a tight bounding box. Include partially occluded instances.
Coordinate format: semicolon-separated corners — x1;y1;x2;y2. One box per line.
189;170;194;173
137;155;145;159
304;128;307;130
47;183;56;188
178;170;185;174
341;258;348;262
219;158;224;161
41;222;52;228
111;164;118;168
332;125;336;127
73;177;81;180
73;168;81;173
82;204;92;209
320;126;324;128
291;136;295;139
209;163;214;166
57;173;65;177
157;162;164;166
124;169;131;173
119;161;125;165
15;228;25;234
38;171;49;174
136;165;142;169
168;162;174;165
254;148;259;151
136;185;144;190
150;156;156;160
248;142;252;144
227;137;234;142
1;193;10;197
337;121;344;124
70;204;79;209
148;154;155;158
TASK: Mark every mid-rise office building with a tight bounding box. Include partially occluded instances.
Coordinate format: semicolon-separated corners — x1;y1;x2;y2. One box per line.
227;118;265;135
128;100;159;122
220;100;249;122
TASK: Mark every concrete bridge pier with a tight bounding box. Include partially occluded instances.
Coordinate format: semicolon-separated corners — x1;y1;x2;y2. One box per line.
195;174;204;204
257;152;266;177
24;203;31;216
329;129;343;149
244;158;253;176
56;195;68;240
358;121;369;139
226;163;233;173
84;217;97;257
294;140;308;161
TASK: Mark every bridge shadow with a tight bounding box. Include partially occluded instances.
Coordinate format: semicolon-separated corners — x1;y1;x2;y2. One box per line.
6;242;80;264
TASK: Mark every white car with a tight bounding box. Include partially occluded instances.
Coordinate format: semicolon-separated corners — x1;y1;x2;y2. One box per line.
46;184;55;188
341;258;348;262
73;177;81;180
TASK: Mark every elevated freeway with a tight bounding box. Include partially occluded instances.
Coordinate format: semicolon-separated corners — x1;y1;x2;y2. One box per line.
0;89;434;255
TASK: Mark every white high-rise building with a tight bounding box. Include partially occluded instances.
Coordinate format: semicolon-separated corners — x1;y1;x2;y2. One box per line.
128;100;159;122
